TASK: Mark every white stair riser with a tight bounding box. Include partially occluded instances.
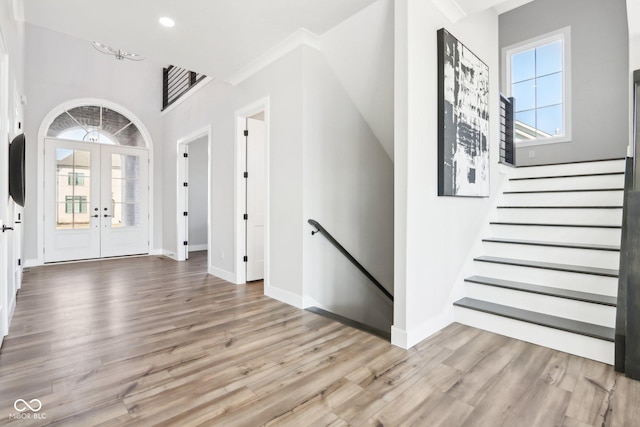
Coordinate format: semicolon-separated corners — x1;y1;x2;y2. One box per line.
501;191;623;207
481;242;620;270
454;307;614;364
508;175;624;192
465;284;615;327
508;160;626;179
489;224;621;246
494;208;622;225
474;261;618;296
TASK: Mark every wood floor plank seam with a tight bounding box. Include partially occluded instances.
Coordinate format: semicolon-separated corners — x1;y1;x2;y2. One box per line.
0;252;636;426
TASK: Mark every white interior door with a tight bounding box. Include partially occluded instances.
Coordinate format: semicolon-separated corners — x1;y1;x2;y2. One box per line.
246;117;265;281
45;139;101;262
44;139;149;262
100;145;149;258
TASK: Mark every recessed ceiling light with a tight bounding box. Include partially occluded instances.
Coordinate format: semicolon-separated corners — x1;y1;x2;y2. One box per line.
159;17;175;28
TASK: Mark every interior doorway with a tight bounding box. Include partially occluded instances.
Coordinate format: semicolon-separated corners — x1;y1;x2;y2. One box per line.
235;97;269;285
176;127;211;264
245;114;265;281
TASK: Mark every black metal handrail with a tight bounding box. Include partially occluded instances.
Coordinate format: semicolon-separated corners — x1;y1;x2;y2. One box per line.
499;94;516;166
162;65;207;110
308;219;393;302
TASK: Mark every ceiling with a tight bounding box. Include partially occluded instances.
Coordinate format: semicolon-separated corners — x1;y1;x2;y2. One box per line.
21;0;379;81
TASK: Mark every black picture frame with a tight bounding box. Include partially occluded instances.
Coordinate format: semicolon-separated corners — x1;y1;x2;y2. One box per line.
437;28;490;197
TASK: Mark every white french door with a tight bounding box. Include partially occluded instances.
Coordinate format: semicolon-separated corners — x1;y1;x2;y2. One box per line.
44;139;149;262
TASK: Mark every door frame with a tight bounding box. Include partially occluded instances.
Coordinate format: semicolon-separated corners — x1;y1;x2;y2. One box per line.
176;125;211;265
234;97;270;285
0;28;9;340
34;98;155;266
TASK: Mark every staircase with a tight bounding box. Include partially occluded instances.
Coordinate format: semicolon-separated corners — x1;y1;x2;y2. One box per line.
454;159;626;365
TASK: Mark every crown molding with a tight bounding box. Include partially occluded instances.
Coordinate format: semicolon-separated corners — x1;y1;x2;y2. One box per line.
12;0;25;22
431;0;467;23
226;28;320;87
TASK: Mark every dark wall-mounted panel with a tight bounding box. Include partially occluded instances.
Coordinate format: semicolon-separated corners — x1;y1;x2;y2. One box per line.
9;133;25;207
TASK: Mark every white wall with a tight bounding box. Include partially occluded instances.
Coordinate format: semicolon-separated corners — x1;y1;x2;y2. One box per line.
22;23;164;263
500;0;629;165
187;136;208;249
321;0;395;161
161;48;304;298
302;46;394;331
393;0;501;348
0;0;26;340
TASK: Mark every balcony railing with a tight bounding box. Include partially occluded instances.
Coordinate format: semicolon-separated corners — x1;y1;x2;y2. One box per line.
162;65;206;110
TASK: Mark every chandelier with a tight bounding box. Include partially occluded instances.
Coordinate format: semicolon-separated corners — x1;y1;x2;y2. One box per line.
91;42;144;61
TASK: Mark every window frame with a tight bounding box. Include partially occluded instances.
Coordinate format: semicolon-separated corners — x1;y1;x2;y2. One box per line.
65;195;88;214
503;26;572;147
67;172;85;186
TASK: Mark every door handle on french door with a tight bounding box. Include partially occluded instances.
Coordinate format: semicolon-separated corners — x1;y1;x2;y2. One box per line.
2;225;14;232
92;214;99;218
103;214;113;218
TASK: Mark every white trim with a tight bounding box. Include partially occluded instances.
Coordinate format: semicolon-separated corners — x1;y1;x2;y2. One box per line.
502;26;572;147
234;97;270;288
149;249;164;256
391;310;455;349
36;98;155;265
430;0;467;23
265;285;304;309
24;259;40;268
227;29;320;86
12;0;25;22
208;266;236;283
188;244;208;252
493;0;535;15
176;125;211;265
161;77;214;117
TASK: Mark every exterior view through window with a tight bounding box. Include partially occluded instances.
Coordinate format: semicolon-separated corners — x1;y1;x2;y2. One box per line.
505;28;570;143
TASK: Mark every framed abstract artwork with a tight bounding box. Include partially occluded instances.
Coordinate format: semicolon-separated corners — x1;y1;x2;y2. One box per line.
437;28;490;197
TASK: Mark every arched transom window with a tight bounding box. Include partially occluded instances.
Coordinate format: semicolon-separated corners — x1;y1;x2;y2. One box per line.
47;105;146;147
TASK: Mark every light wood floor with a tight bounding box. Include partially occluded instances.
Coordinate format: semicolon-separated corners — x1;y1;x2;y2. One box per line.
0;252;638;426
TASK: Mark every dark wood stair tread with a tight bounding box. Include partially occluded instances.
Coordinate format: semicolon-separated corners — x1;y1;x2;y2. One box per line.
504;188;623;194
305;307;391;340
510;172;624;181
465;275;617;306
474;256;619;277
497;206;622;209
490;221;621;229
453;298;615;342
482;237;619;252
515;157;625;168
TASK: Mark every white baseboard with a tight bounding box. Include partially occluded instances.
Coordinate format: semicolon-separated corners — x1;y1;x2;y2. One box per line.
189;244;208;252
302;295;325;309
24;259;41;268
149;249;164;256
208;266;236;283
391;309;455;349
264;285;304;309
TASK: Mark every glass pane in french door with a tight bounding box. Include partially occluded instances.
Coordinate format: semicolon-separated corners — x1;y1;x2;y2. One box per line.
110;154;141;228
55;148;92;229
